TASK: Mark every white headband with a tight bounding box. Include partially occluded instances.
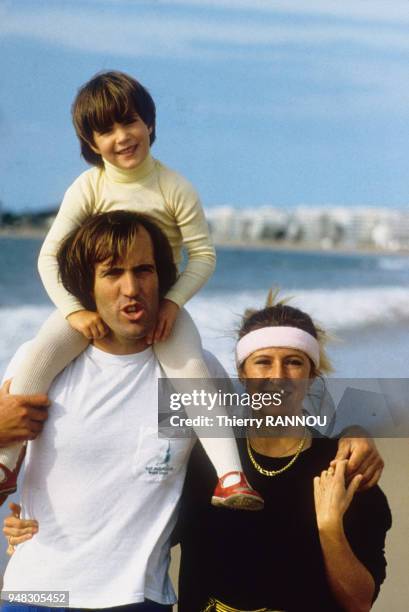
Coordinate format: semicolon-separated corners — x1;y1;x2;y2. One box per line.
236;326;320;368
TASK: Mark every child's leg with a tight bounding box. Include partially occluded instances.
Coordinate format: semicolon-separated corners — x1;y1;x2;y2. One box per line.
154;308;263;510
10;310;88;394
154;308;241;476
0;310;88;496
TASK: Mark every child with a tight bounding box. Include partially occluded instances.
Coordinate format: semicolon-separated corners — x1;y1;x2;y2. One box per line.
1;71;263;511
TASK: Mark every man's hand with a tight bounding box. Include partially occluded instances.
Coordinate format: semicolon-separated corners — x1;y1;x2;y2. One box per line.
3;502;38;555
67;310;109;340
147;299;180;344
330;432;384;490
0;380;50;446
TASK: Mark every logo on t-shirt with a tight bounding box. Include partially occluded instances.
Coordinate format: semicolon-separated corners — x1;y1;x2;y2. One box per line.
145;440;174;477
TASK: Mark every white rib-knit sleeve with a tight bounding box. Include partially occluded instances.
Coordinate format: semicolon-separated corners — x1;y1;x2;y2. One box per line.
2;342;32;384
161;173;216;308
38;171;97;318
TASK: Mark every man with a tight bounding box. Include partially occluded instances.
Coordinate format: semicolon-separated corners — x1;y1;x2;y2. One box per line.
1;211;383;611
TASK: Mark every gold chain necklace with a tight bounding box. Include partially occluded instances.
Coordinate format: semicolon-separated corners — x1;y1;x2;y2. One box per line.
247;429;307;477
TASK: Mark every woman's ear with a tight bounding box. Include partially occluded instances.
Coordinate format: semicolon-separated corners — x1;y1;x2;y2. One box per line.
237;363;246;384
308;363;317;385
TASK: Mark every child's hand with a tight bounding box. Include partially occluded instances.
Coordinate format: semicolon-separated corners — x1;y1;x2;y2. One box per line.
66;310;109;340
147;299;180;344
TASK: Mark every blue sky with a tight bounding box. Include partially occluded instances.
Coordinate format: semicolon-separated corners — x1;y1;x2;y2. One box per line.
1;0;409;212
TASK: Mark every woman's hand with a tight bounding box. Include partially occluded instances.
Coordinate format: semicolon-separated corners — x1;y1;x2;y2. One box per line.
67;310;109;340
147;299;180;344
3;502;38;555
314;460;362;532
331;432;384;490
314;462;375;611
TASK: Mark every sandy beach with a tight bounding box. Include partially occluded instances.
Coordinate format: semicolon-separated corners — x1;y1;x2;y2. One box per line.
372;439;409;611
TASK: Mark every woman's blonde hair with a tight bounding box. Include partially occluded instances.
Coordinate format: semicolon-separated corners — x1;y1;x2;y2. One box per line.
238;288;333;375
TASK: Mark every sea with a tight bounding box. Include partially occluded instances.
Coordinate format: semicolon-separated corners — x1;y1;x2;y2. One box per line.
1;237;409;379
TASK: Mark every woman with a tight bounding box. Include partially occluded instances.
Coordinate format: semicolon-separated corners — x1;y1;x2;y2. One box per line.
175;295;392;612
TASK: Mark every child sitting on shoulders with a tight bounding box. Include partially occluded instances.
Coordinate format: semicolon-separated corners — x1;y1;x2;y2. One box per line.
1;71;263;511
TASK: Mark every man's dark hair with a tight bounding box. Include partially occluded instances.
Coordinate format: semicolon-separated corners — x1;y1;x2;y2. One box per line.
57;211;176;311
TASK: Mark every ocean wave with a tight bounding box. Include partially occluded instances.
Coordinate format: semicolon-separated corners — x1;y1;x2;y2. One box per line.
187;286;409;373
189;285;409;333
1;286;408;377
376;257;409;272
0;306;53;377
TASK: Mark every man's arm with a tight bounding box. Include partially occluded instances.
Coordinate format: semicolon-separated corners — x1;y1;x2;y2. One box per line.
0;380;49;446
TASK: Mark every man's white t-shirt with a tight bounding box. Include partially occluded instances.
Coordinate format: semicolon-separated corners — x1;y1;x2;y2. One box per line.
2;343;227;608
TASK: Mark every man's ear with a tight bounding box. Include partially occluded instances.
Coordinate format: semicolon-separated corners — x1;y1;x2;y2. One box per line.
90;279;96;309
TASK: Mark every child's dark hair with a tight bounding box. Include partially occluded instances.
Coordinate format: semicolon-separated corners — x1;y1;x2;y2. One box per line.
72;71;156;167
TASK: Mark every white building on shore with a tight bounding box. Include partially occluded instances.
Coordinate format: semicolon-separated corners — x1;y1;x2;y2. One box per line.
206;206;409;251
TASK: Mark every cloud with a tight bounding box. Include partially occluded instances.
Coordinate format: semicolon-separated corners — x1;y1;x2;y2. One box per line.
156;0;409;26
2;1;409;119
89;0;409;27
1;3;409;58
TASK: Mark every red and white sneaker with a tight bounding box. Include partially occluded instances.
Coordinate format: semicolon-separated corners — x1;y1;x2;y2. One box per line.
211;471;264;511
0;445;26;506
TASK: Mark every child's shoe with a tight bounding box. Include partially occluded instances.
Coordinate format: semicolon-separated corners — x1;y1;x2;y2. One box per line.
0;446;26;505
211;471;264;511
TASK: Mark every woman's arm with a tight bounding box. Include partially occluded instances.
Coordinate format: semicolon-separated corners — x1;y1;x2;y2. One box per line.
3;503;38;555
314;460;375;612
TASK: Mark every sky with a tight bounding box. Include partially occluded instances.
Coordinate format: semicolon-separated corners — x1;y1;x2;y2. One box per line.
1;0;409;212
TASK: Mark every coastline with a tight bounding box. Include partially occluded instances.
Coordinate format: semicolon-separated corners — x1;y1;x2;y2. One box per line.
0;228;48;239
214;238;409;257
1;228;408;257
